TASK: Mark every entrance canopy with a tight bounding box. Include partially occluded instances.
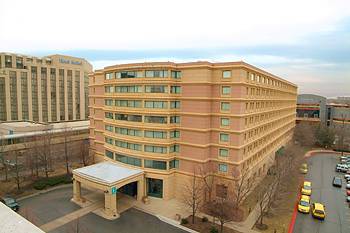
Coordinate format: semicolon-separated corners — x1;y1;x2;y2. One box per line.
73;162;144;186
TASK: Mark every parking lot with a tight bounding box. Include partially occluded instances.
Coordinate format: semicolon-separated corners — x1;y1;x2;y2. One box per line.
293;153;350;233
18;186;187;233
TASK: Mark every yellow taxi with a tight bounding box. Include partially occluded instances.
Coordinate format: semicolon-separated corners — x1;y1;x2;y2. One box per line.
297;195;310;213
301;181;312;196
300;163;308;174
311;203;325;220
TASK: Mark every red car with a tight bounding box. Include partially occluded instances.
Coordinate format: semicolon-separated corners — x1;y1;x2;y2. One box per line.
347;190;350;196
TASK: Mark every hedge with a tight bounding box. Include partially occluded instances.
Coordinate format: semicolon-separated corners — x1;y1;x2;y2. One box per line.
33;175;72;190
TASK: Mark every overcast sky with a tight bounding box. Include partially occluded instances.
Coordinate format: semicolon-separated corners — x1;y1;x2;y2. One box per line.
1;0;349;97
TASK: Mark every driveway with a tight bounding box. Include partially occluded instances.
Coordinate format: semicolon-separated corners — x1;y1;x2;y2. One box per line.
293;153;350;233
18;186;187;233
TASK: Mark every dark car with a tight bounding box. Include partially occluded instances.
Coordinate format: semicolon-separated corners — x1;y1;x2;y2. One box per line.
333;177;342;188
0;197;20;211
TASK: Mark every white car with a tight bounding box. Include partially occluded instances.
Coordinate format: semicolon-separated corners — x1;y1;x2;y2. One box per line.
345;174;350;179
346;183;350;189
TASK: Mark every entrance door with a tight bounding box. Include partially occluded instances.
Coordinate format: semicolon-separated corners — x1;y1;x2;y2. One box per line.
119;182;138;198
147;178;163;198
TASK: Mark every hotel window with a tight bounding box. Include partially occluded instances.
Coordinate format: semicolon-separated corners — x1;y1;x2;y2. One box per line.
170;116;180;124
144;101;168;109
169;159;179;169
221;118;230;126
170;130;180;138
105;112;114;119
116;127;142;137
220;133;229;142
105;72;114;80
5;55;12;68
170;101;181;109
105;125;114;132
250;73;255;81
219;148;229;157
144;145;167;154
21;72;29;120
219;164;228;172
75;71;80;119
115;114;142;122
116;100;142;108
16;57;23;69
105;137;113;145
105;86;114;93
0;78;6;121
115;85;142;93
116;71;138;79
105;99;114;106
105;150;114;159
170;86;181;94
115;154;141;167
144;130;167;139
115;140;142;151
145;70;168;78
221;86;231;95
145;85;168;93
221;102;230;111
9;71;18;120
144;116;167;124
222;70;231;78
171;71;182;79
144;160;167;170
170;144;179;153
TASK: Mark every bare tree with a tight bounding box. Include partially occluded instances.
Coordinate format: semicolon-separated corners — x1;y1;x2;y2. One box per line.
63;126;71;175
182;169;203;224
199;166;214;202
79;139;89;166
33;130;54;178
12;150;23;191
231;168;256;212
0;133;9;181
294;122;317;147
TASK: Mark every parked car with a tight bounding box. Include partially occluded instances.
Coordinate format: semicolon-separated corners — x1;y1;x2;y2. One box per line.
333;177;342;187
301;181;312;196
346;183;350;190
0;197;19;211
298;195;311;214
300;163;308;174
311;203;326;220
336;164;349;173
345;174;350;179
346;190;350;196
347;196;350;202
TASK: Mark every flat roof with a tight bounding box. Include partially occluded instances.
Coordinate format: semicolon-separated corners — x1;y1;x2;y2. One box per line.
73;162;143;185
0;203;45;233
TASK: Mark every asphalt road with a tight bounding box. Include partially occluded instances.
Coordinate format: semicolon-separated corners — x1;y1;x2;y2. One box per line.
18;186;187;233
293;153;350;233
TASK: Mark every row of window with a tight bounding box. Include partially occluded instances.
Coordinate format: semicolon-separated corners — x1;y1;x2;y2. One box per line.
106;125;180;139
106;112;180;124
105;150;179;170
105;99;181;109
247;72;295;91
105;85;181;94
105;70;182;80
106;137;180;154
246;87;295;99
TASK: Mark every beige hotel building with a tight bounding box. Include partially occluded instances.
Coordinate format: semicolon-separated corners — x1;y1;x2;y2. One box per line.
73;61;297;218
0;52;92;122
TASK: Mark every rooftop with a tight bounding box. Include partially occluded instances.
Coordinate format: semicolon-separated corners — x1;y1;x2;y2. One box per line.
73;162;144;185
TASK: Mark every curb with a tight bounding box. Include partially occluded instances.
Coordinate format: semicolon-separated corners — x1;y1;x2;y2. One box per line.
305;149;350;158
157;215;199;233
17;184;72;201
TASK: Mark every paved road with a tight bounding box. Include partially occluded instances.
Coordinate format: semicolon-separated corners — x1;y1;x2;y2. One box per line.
18;186;187;233
293;153;350;233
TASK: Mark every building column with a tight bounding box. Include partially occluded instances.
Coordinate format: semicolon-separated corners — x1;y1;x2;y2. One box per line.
137;177;145;201
104;191;118;218
73;179;81;202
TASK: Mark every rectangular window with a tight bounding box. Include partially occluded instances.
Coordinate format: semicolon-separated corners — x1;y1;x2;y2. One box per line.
16;57;24;69
170;116;180;124
170;86;181;94
105;137;114;145
115;154;141;167
170;130;180;138
145;85;167;93
105;150;114;159
144;130;167;139
219;149;229;157
221;102;230;111
169;160;179;169
219;164;228;172
116;100;142;108
144;145;167;154
105;72;114;80
222;86;231;95
105;86;114;93
116;71;138;79
105;125;114;132
144;116;167;124
220;133;229;142
221;118;230;126
170;144;179;153
115;114;142;122
171;71;182;79
115;140;142;151
144;101;168;109
222;70;231;78
170;101;181;109
144;160;167;170
115;85;142;93
115;127;142;137
105;99;114;106
145;70;168;78
5;55;12;68
105;112;114;119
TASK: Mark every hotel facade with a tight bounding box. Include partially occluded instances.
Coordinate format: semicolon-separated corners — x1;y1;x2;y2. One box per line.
0;52;92;122
75;61;297;218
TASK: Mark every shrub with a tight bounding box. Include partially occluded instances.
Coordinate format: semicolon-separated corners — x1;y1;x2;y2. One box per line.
202;216;208;222
181;218;189;225
33;175;72;190
210;226;218;233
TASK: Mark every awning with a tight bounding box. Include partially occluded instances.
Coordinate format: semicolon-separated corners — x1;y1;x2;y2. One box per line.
73;162;143;186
